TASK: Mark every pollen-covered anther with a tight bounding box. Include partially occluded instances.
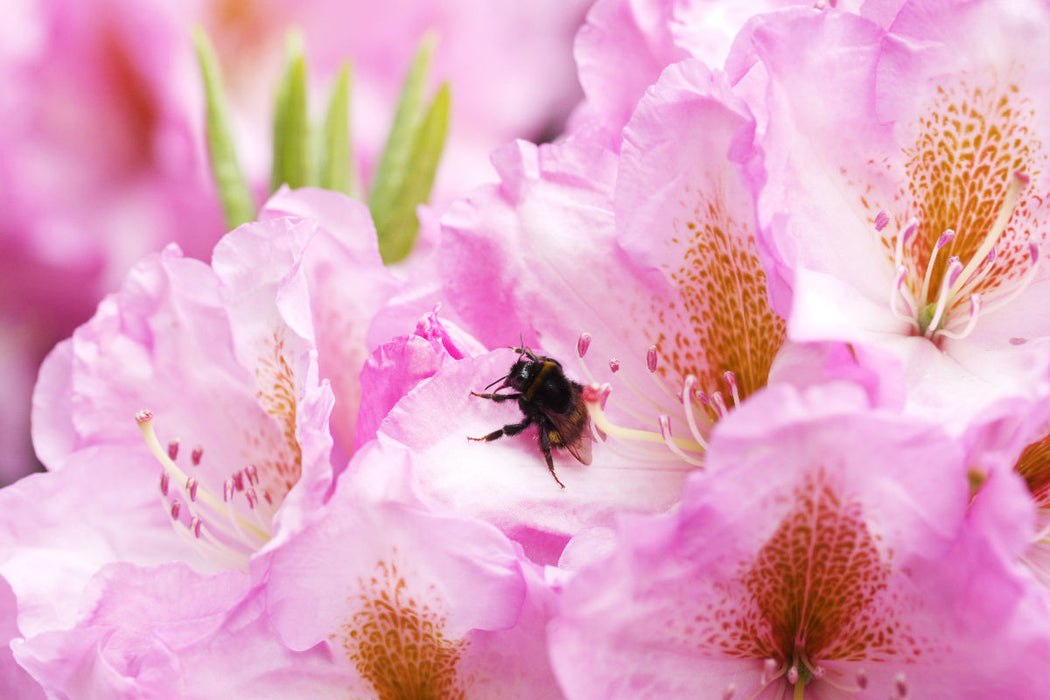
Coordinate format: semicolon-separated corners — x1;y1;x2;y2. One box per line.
855;669;868;690
136;410;274;570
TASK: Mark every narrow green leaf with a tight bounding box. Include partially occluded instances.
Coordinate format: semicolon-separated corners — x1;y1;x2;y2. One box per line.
318;63;353;195
270;32;312;192
193;27;254;229
368;33;437;220
377;82;450;264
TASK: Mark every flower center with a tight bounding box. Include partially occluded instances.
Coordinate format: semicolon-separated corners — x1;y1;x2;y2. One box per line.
885;171;1037;341
136;409;277;570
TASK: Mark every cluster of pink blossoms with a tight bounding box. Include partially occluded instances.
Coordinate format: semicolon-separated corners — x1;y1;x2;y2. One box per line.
5;0;1050;697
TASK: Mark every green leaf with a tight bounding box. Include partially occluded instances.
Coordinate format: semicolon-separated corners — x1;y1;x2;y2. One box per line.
193;27;254;229
318;63;354;195
368;33;437;223
376;82;450;264
270;32;312;192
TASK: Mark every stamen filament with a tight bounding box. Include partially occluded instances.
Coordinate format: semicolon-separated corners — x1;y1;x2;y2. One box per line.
923;257;962;338
920;229;955;305
937;294;981;340
950;170;1029;297
890;265;918;324
584;386;705;454
658;416;706;467
973;244;1041;317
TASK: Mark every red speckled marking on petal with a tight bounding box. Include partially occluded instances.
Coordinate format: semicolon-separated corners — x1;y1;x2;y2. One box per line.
696;470;931;677
337;557;469;700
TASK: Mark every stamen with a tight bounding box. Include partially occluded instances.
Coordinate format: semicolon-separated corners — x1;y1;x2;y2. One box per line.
874;210;890;232
920;229;955;305
647;345;659;373
761;658;778;686
894;672;909;699
191;446;203;466
681;376;709;451
786;666;800;685
890;265;917;324
609;359;620;373
856;669;868;690
937;294;981;340
658;416;705;467
950;170;1029;296
977;243;1041;317
136;410;271;568
921;256;962;338
167;439;179;461
723;371;741;408
892;218;919;271
583;384;706;457
577;332;592;358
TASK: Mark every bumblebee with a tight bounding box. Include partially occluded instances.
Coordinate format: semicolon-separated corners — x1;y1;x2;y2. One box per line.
469;346;592;488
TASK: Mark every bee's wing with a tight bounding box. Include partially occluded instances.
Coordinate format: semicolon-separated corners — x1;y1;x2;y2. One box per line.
545;405;593;466
564;428;592;465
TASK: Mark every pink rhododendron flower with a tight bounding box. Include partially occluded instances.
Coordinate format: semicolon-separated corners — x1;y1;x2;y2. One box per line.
743;2;1050;423
373;58;847;564
262;440;563;698
9;189;398;645
549;381;1050;698
10;441;563;697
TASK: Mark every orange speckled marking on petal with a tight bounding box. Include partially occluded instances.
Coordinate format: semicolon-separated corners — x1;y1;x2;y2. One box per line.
338;558;468;700
253;331;302;502
652;190;785;404
887;76;1046;308
1016;432;1050;508
698;471;928;672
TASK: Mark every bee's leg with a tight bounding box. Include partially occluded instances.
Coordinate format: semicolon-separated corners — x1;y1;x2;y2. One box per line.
470;391;522;402
538;429;566;489
468;416;533;443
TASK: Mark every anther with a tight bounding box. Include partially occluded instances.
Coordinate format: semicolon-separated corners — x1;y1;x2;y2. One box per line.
190;516;202;538
892;218;919;271
786;666;800;685
874;210;889;231
920;228;955;303
723;371;740;408
246;464;259;486
167;440;179;461
894;672;908;698
170;501;181;520
186;477;199;502
609;359;620;373
646;345;658;373
160;472;170;497
577;332;592;358
191;446;203;466
135;409;153;424
855;668;867;689
246;489;258;510
761;658;778;685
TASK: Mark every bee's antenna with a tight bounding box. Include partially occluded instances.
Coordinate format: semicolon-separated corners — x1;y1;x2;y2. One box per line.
483;373;510;391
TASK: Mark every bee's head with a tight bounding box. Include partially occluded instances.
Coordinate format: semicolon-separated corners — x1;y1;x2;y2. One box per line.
505;358;539;392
